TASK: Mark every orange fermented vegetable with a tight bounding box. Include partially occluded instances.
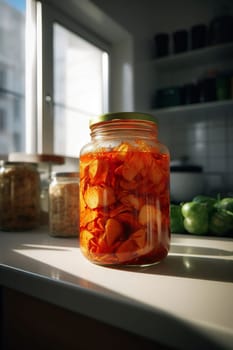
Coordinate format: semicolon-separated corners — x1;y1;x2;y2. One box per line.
80;142;170;265
138;205;161;226
104;218;124;246
84;185;116;209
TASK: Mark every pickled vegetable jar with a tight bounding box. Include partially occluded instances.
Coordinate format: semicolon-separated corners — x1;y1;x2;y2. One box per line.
49;172;79;237
79;112;170;266
0;161;40;231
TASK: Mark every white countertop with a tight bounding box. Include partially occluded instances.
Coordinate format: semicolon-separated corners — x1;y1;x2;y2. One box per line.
0;228;233;349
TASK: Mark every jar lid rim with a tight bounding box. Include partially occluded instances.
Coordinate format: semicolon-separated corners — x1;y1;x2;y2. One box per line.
90;112;157;126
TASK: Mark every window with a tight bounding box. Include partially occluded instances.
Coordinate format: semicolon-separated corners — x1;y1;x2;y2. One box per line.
0;1;132;155
53;23;109;157
0;0;26;153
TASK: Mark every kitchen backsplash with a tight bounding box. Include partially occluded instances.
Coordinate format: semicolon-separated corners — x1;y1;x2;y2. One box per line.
157;108;233;195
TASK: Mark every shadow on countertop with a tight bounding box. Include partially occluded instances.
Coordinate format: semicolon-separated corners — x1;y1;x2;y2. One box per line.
118;243;233;283
1;230;232;284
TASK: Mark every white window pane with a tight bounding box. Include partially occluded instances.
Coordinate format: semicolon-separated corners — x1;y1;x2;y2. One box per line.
53;23;109;157
54;105;90;157
0;0;26;154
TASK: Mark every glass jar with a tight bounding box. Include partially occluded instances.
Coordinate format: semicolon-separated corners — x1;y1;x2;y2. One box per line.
0;161;40;231
79;112;170;266
49;172;79;237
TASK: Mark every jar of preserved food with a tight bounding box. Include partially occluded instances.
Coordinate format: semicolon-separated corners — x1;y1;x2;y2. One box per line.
8;152;66;226
49;172;79;237
0;161;40;231
79;112;170;266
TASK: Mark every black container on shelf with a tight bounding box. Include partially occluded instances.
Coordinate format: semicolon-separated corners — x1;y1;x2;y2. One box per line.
180;83;200;105
173;29;188;53
216;73;232;100
208;15;233;45
199;77;216;102
154;33;169;57
156;87;181;108
191;24;207;49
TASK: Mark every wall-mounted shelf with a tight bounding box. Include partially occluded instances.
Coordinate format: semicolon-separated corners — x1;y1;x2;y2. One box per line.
148;41;233;116
150;99;233;117
150;42;233;70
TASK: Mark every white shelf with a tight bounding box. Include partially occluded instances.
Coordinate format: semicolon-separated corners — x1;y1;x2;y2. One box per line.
150;99;233;117
150;42;233;70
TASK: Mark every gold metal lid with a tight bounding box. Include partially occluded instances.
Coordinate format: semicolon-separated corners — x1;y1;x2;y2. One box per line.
90;112;157;126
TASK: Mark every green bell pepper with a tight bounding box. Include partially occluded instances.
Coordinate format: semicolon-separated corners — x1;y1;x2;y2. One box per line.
215;197;233;213
192;195;217;214
170;204;185;233
209;208;233;236
181;202;208;234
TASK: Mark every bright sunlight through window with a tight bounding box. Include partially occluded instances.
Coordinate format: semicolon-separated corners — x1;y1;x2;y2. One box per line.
53;23;109;158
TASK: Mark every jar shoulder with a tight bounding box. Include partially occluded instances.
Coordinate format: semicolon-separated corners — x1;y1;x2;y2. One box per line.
80;139;169;156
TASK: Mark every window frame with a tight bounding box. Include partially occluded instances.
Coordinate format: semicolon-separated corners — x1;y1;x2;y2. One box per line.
36;1;111;154
25;0;134;154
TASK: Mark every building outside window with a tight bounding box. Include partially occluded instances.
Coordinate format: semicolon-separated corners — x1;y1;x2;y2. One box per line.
0;109;6;131
0;0;25;154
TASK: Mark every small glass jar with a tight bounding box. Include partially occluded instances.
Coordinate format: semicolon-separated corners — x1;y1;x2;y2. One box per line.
49;172;79;237
0;161;40;231
79;112;170;266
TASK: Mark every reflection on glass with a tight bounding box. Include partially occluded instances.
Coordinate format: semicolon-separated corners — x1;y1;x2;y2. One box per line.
53;23;109;157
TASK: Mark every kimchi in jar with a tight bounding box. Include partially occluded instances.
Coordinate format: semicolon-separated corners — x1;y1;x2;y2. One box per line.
79;112;170;266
